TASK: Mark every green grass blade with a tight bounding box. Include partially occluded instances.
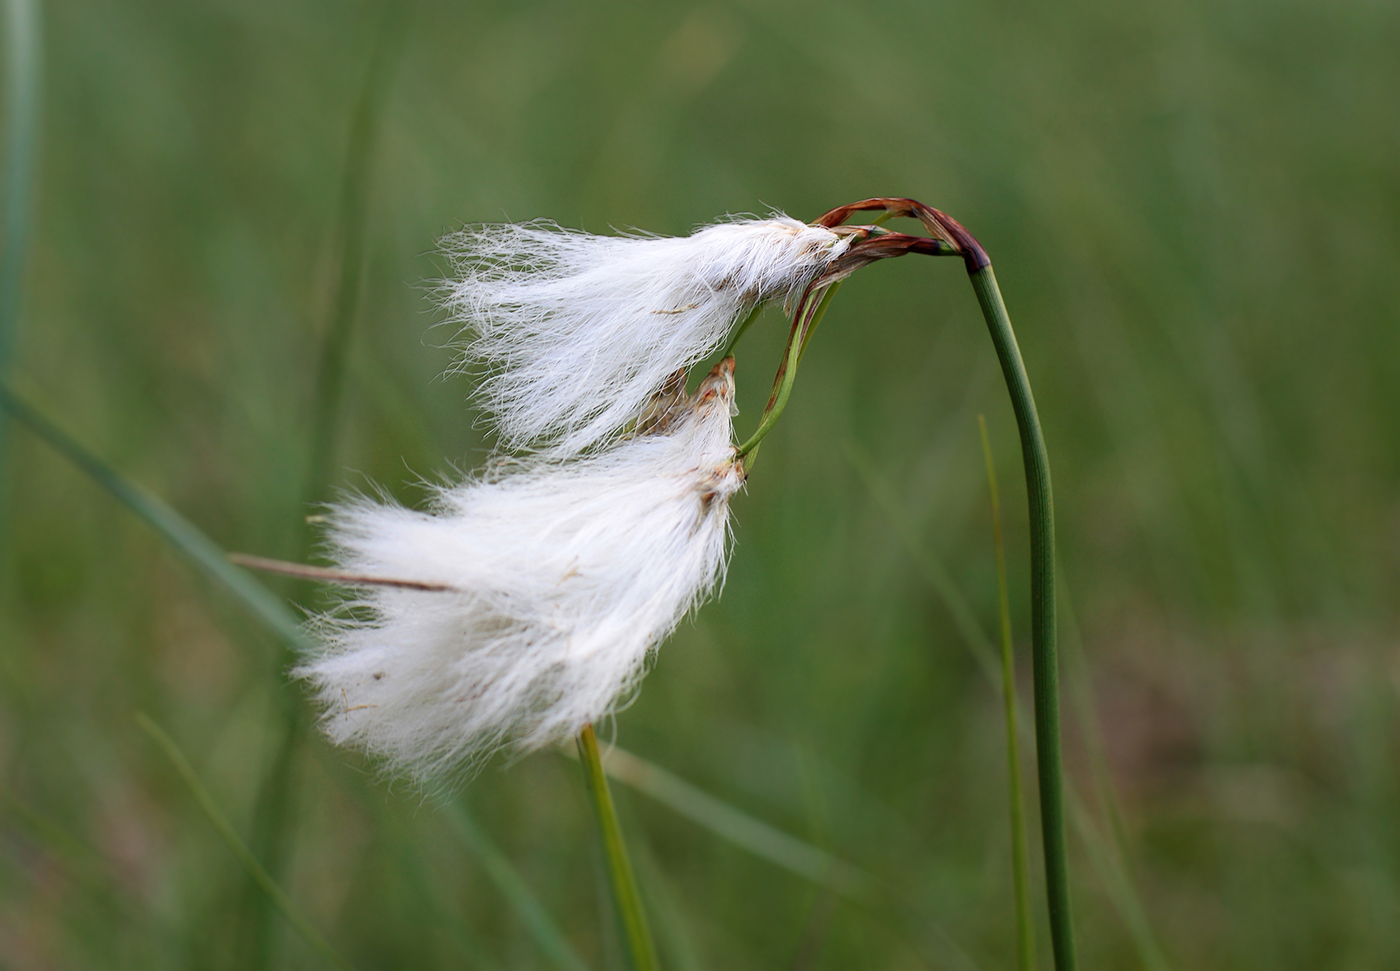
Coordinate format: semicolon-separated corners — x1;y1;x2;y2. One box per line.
979;415;1037;971
597;744;879;904
854;436;1168;969
3;385;580;967
0;0;42;487
845;439;1000;683
595;745;982;971
135;713;356;971
444;801;590;971
0;384;310;650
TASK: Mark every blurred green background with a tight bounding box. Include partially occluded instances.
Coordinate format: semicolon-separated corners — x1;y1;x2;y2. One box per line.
2;0;1398;968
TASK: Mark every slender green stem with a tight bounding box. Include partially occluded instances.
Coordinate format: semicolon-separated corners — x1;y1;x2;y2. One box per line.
0;0;42;493
797;281;840;362
576;724;658;971
979;414;1036;971
734;315;802;457
969;266;1076;971
136;714;356;971
304;0;407;512
735;284;831;457
248;11;407;964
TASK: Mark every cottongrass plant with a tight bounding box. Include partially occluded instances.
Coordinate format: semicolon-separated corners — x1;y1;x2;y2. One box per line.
299;359;744;778
297;213;861;774
234;197;1076;971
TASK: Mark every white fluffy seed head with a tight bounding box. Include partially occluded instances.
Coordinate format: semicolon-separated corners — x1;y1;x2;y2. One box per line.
439;215;849;455
297;360;744;782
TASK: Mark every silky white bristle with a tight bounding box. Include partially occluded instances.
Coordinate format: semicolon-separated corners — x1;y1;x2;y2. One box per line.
297;361;744;780
439;215;848;454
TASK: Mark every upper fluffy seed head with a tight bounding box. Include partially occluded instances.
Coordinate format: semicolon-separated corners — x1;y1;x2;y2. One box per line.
297;360;745;781
440;215;849;455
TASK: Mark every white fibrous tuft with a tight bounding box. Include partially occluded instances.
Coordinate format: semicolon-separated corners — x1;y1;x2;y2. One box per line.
297;360;745;780
440;215;849;454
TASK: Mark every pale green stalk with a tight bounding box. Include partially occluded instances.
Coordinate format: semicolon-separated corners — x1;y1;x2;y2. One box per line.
979;415;1036;971
735;283;832;459
577;724;658;971
136;714;355;971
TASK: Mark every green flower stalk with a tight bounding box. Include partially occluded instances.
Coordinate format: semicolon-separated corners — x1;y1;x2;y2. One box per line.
743;196;1077;971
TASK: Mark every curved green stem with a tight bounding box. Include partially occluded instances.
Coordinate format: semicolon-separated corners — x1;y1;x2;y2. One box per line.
969;265;1076;971
797;281;840;362
979;414;1036;971
734;315;802;458
577;724;658;971
735;284;832;458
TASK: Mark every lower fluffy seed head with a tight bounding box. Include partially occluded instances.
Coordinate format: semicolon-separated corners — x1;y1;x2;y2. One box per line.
297;359;744;781
440;215;848;455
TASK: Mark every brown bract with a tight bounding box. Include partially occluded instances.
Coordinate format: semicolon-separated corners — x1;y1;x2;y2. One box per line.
812;196;991;276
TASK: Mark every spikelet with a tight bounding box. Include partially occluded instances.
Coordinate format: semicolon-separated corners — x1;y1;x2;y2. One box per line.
298;360;744;780
440;215;849;454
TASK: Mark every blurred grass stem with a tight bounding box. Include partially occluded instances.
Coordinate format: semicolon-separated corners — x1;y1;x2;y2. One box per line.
969;265;1076;971
1;385;587;969
445;802;590;971
577;724;659;971
595;743;878;902
0;384;311;648
247;8;407;963
979;414;1036;971
136;713;356;971
304;1;406;506
0;0;41;497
